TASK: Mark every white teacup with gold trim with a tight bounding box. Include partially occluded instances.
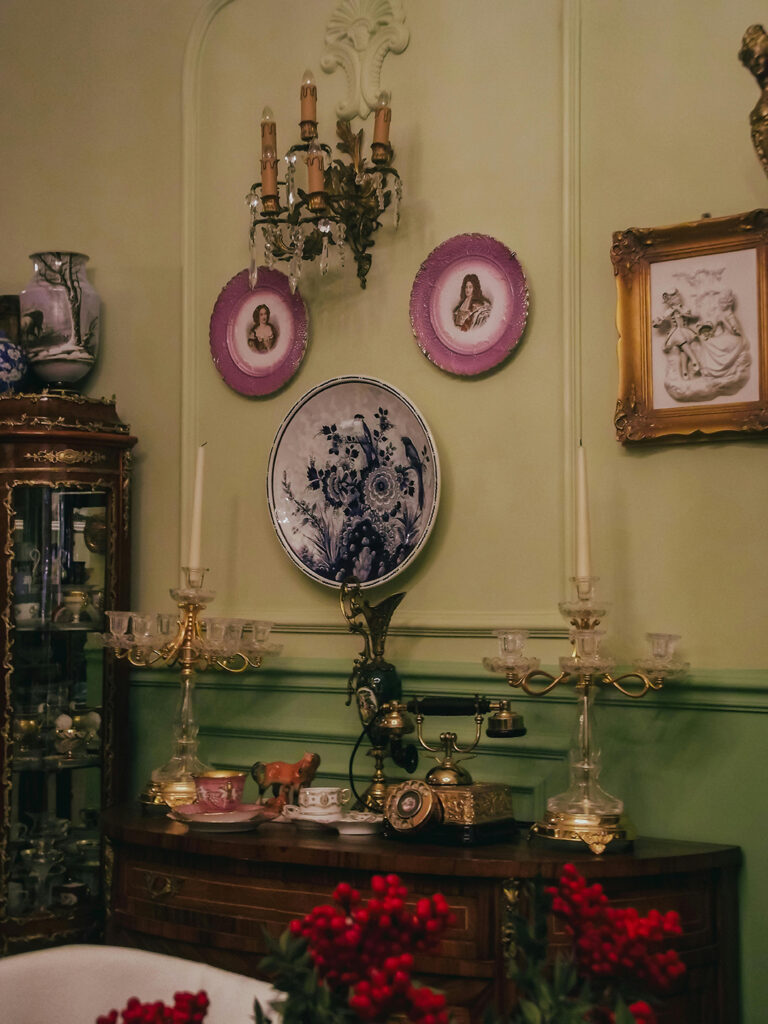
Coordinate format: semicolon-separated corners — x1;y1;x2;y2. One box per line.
298;786;350;818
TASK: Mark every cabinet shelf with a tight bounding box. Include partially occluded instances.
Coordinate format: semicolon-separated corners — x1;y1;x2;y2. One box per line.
11;755;102;773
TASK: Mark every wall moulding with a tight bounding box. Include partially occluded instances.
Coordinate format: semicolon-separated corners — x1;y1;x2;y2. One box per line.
130;659;768;715
321;0;410;121
179;0;583;636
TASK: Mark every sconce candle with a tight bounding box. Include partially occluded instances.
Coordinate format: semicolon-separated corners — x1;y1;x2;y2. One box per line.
373;91;392;145
260;106;276;155
188;442;206;569
575;442;592;579
300;68;317;138
261;146;278;199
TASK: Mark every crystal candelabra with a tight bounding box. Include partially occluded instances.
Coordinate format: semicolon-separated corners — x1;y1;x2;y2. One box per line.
247;72;401;292
483;576;687;853
102;567;281;808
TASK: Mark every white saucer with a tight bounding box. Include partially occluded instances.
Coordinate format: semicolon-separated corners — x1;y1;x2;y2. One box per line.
281;805;383;835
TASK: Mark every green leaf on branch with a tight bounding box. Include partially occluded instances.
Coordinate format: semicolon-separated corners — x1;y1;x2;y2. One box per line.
613;996;640;1024
519;999;543;1024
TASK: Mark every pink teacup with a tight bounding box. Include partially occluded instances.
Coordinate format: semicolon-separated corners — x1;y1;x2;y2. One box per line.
193;770;246;811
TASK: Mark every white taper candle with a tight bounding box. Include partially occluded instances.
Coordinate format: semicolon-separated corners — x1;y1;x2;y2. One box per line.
575;442;592;578
188;443;206;569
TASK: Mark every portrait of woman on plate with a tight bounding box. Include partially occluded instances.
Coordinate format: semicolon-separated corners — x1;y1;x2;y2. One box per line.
248;303;279;353
452;273;492;332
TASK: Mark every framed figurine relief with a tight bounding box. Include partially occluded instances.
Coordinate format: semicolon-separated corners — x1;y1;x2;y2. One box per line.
612;210;768;443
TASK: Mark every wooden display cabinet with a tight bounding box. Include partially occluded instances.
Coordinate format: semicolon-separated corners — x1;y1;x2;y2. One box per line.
103;806;741;1024
0;391;136;954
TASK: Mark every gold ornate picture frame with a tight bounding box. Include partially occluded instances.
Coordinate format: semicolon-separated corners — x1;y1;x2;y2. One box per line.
612;209;768;443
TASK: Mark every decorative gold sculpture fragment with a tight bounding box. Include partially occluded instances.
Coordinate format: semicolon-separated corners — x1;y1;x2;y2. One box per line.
739;24;768;178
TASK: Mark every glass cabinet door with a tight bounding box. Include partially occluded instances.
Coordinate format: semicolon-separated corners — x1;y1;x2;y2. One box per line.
7;484;108;920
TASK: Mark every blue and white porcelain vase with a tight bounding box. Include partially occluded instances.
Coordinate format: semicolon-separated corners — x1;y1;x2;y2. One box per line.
19;251;100;388
0;334;27;394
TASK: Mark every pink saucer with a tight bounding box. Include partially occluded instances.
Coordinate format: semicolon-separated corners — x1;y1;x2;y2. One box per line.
174;801;263;818
168;801;283;831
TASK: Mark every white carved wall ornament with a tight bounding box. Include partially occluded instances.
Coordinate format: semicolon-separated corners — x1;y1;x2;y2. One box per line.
321;0;410;121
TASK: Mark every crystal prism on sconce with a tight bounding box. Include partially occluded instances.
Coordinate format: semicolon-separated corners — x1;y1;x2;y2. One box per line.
246;71;401;292
483;575;688;854
103;567;281;808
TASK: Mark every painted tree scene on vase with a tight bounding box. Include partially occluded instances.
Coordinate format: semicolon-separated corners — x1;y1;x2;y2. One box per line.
19;251;100;388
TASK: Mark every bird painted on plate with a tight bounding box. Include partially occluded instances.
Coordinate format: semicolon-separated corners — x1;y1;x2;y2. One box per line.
342;413;379;468
401;436;424;508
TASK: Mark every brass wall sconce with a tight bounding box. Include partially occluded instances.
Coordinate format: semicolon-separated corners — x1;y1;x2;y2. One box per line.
247;71;401;291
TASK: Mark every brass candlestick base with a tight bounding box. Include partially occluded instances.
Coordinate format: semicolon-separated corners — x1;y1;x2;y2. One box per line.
138;780;171;814
530;809;635;855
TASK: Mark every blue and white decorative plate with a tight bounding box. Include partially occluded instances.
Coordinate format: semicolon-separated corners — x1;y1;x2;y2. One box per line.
267;376;440;588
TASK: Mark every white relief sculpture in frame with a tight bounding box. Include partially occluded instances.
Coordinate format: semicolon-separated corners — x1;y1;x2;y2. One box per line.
650;248;759;411
613;209;768;443
321;0;410;121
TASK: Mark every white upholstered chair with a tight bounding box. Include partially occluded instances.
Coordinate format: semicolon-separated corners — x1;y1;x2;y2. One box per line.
0;943;277;1024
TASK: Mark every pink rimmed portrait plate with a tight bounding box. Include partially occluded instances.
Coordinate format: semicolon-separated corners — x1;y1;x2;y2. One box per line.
209;267;308;396
409;234;529;376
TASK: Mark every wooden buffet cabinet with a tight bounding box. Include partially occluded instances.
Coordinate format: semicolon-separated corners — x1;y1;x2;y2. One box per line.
103;806;741;1024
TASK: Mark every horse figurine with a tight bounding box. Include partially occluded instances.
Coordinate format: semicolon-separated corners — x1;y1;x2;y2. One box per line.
250;751;321;804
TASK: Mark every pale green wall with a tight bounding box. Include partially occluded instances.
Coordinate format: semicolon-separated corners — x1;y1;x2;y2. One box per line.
1;1;767;1020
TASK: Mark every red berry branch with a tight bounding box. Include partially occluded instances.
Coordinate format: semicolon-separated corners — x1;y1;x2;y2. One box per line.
287;873;456;1023
547;863;686;995
96;990;209;1024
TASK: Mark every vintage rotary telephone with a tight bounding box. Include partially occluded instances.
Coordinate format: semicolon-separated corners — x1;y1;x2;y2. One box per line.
376;694;527;845
341;581;527;842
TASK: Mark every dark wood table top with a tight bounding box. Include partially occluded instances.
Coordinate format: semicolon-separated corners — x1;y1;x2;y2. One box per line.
103;804;741;881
